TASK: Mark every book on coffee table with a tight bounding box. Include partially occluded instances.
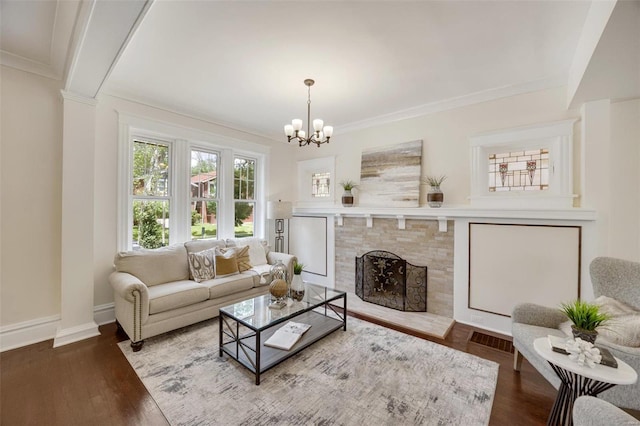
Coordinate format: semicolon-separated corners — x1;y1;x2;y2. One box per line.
264;321;312;351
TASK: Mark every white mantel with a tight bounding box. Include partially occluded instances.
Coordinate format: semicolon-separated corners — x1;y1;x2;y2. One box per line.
294;205;596;232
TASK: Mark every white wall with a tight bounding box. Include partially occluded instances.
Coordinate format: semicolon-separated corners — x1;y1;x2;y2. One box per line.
1;66;63;326
609;99;640;261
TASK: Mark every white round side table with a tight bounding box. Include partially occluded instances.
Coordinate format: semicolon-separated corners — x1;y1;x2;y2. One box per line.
533;337;638;426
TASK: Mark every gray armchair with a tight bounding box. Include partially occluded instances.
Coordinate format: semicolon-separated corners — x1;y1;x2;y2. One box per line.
573;396;640;426
512;257;640;410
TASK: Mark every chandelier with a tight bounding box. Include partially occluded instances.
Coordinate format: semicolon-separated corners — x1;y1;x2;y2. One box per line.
284;79;333;147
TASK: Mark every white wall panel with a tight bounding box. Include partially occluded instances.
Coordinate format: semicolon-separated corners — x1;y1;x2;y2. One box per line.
290;216;328;278
469;223;580;317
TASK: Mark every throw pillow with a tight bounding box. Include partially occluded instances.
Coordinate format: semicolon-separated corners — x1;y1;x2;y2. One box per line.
218;246;251;272
227;238;268;266
594;295;640;347
187;248;216;283
214;247;240;277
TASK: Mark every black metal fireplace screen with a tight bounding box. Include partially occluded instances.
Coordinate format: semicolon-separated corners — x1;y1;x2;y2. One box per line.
355;250;427;312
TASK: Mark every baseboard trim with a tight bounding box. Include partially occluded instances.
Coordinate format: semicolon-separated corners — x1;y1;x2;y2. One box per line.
53;321;100;348
1;303;116;352
0;314;61;352
94;302;115;325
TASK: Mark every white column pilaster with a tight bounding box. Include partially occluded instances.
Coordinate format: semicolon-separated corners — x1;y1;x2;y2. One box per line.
54;91;100;347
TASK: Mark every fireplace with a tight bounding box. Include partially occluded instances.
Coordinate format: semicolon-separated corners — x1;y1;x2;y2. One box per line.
355;250;427;312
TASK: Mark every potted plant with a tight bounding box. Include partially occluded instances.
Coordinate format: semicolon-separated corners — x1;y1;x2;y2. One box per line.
291;261;305;301
423;175;446;208
339;180;358;207
559;299;610;344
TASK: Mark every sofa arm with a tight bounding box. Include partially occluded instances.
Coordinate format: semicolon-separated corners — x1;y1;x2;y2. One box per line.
267;252;297;281
512;303;567;328
109;271;148;302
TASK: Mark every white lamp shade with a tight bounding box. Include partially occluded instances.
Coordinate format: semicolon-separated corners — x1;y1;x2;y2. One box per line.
313;119;324;131
292;119;303;131
284;124;294;136
267;200;293;219
323;126;333;138
298;130;306;139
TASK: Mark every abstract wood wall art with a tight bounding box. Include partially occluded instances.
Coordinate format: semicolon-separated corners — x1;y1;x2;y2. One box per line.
359;140;423;207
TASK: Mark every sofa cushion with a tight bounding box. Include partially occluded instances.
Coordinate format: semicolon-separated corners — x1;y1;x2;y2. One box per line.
114;244;189;286
147;280;209;314
226;238;268;266
215;247;240;277
201;274;255;299
187;248;216;283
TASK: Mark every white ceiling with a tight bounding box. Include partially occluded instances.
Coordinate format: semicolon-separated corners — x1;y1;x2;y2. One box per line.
102;1;592;140
2;1;596;140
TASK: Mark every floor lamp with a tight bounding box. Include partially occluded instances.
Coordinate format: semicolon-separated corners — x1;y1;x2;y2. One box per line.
267;200;292;253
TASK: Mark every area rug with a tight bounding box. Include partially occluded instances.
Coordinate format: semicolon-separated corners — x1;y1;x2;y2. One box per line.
118;317;498;425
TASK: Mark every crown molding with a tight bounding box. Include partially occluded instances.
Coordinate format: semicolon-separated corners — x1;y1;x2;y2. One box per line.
336;75;568;134
0;50;60;80
60;89;98;106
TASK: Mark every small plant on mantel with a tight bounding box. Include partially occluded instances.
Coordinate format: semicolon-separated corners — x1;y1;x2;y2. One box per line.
423;175;447;208
422;175;447;188
339;180;358;207
559;299;610;344
339;180;358;191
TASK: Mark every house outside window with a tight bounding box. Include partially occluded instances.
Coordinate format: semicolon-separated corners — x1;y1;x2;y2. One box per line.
191;149;219;240
234;156;256;238
132;139;171;249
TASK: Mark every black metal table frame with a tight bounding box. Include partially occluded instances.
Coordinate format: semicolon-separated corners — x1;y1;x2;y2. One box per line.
546;362;616;426
219;292;347;385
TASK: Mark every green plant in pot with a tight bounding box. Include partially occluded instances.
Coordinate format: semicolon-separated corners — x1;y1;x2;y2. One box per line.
559;299;610;344
291;261;305;301
339;180;358;207
423;175;446;208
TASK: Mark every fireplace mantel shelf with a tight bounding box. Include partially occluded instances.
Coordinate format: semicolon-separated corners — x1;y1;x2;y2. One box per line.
293;205;597;232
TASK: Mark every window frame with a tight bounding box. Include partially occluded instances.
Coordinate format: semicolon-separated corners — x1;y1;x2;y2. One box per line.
117;113;268;251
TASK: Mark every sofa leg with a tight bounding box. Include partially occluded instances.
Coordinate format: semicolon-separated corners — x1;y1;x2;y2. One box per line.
514;349;523;371
131;340;144;352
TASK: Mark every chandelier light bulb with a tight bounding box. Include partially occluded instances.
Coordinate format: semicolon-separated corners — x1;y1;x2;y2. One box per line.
298;130;306;139
313;119;324;132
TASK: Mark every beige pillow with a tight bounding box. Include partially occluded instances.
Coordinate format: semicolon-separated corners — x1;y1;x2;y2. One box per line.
214;247;240;277
594;296;640;347
226;238;268;266
187;248;216;283
218;246;251;272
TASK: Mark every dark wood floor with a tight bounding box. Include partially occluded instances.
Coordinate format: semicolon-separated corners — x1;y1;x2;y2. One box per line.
0;315;562;425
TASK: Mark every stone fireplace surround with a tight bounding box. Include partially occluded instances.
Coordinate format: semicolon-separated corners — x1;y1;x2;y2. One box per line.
336;217;454;318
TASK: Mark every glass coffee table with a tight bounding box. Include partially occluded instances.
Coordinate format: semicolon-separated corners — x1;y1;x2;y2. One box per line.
219;283;347;385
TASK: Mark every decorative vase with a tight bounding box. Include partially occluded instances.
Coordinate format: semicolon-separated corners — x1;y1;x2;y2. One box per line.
571;325;598;344
270;260;288;298
269;279;288;301
427;186;444;208
342;189;354;207
290;274;305;302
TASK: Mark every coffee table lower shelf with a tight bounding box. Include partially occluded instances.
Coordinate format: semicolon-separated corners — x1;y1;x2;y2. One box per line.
220;309;345;385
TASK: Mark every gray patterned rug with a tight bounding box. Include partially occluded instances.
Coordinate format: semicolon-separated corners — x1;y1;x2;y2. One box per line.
118;317;498;425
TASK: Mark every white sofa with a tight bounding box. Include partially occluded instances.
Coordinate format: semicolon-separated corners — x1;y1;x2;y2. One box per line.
109;237;296;351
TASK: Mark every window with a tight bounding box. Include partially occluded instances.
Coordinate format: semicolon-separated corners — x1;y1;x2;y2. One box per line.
311;172;331;197
234;156;255;237
191;149;218;240
469;119;577;209
118;114;267;251
132;139;171;249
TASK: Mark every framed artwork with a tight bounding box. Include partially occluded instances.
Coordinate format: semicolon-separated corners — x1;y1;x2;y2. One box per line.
359;140;422;207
